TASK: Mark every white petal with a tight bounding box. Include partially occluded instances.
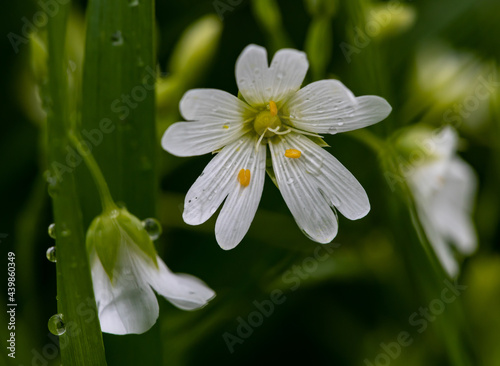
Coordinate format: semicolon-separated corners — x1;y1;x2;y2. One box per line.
432;126;459;159
183;134;256;225
162;89;255;157
429;157;478;254
236;44;308;108
282;80;391;134
147;256;215;310
269;134;338;243
215;138;266;249
285;133;370;220
90;249;159;335
418;212;459;277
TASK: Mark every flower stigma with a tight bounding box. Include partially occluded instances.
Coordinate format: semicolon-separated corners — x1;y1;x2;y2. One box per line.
237;169;251;187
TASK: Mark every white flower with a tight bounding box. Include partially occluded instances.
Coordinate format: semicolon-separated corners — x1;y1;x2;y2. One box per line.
162;44;392;249
87;206;215;335
406;126;478;277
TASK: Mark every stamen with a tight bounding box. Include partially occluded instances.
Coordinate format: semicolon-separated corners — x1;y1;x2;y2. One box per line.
255;128;268;151
237;169;251;187
268;126;291;135
287;126;323;138
269;100;278;116
285;149;302;159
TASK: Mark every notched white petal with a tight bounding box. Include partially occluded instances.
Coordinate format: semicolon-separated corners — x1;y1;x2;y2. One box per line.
269;135;338;243
215;138;266;250
287;134;370;220
236;44;309;108
179;88;255;121
182;135;256;226
269;133;371;243
162;120;252;157
283;79;392;134
148;257;215;310
162;89;255;157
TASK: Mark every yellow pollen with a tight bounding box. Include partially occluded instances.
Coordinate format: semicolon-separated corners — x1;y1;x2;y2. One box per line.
237;169;251;187
223;125;229;129
269;100;278;116
285;149;302;159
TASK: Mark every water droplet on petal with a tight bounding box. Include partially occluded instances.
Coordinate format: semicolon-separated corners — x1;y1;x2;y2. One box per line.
306;157;324;176
286;178;294;185
46;246;57;263
328;126;338;134
337;122;344;126
142;218;162;240
48;223;56;239
48;314;66;336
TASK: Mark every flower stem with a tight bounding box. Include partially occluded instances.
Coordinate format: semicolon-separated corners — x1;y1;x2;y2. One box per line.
69;132;116;212
347;129;388;155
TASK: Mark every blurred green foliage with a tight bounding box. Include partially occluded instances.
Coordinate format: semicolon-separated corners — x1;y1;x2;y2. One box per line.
1;0;500;365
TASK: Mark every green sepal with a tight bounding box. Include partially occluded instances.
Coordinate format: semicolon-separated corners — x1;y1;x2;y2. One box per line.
308;135;330;147
117;209;158;269
86;206;158;282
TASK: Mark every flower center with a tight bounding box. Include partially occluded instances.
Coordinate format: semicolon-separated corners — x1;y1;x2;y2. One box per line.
253;101;282;137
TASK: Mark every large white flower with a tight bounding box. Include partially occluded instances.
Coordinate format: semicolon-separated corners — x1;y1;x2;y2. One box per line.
162;44;392;249
406;126;478;277
87;206;215;335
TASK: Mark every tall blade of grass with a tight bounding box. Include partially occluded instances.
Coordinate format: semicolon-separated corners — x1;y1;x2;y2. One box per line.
45;1;107;364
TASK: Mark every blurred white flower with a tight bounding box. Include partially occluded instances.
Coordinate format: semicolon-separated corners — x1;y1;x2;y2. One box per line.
162;44;391;249
406;126;478;277
87;206;215;335
414;42;497;131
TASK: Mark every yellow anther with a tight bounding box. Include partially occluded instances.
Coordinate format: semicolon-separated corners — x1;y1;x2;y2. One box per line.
269;100;278;116
237;169;251;187
223;125;229;129
285;149;302;159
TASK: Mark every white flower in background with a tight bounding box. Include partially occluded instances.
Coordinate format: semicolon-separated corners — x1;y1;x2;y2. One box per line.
414;42;497;131
162;44;391;249
405;126;478;277
87;206;215;335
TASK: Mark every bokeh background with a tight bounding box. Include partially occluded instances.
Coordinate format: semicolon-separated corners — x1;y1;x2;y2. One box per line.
2;0;500;365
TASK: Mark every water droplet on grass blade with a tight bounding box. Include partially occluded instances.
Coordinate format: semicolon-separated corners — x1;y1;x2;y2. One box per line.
111;31;123;46
48;314;66;336
142;218;162;240
46;246;56;262
48;223;56;239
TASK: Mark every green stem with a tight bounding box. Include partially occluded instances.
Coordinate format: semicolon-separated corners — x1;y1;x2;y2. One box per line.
382;149;474;366
348;129;388;155
69;132;115;212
